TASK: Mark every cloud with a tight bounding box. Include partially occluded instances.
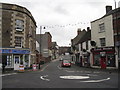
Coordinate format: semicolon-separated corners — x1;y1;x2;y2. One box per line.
0;0;116;46
54;5;70;15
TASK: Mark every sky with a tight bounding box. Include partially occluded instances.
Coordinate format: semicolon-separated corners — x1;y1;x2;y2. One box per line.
0;0;120;46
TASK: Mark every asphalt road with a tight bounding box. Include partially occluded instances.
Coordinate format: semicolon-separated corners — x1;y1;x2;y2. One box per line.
2;58;119;89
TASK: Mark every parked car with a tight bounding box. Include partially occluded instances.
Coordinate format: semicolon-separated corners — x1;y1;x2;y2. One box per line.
61;60;71;67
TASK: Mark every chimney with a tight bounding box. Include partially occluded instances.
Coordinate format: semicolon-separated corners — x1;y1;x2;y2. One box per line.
87;27;90;31
77;28;81;35
106;6;112;13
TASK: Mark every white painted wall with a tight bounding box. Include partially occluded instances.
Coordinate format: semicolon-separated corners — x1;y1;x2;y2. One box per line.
36;41;39;52
91;15;114;47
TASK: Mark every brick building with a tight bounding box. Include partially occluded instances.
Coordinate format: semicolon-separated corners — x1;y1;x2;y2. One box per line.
0;3;37;70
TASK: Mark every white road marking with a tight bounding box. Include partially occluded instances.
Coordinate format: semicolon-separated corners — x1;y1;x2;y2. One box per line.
40;75;50;81
60;76;90;79
0;73;17;77
80;78;110;83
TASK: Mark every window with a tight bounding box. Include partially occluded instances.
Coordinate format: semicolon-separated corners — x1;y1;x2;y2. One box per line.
99;23;105;32
15;19;24;31
100;38;106;46
15;37;22;48
93;54;100;66
7;55;12;66
107;54;115;67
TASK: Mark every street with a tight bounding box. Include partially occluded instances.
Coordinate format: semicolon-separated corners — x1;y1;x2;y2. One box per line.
2;58;118;89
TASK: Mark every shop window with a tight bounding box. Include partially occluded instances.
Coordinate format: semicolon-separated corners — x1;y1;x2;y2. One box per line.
107;54;115;67
93;54;100;66
100;38;106;46
15;37;22;48
15;19;24;31
99;23;105;32
7;56;12;66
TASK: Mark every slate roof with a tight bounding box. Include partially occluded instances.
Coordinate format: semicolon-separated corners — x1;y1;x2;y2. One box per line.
76;30;91;44
91;7;120;23
71;30;86;46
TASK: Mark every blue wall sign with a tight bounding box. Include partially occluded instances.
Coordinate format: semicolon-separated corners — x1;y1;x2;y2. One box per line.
0;49;30;54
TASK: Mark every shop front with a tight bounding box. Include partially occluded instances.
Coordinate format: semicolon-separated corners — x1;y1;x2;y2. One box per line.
91;47;116;69
0;48;30;70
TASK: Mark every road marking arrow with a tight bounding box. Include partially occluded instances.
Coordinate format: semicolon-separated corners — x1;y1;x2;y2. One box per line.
40;75;50;81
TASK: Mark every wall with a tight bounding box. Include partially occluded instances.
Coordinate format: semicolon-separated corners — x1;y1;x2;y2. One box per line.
91;15;114;47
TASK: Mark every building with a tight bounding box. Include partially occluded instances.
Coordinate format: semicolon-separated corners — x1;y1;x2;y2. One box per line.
51;42;59;60
36;32;52;63
71;28;87;66
77;27;91;67
0;3;37;70
91;6;118;69
59;46;71;55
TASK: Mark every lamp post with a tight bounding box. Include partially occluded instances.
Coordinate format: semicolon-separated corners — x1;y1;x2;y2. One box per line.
39;26;45;69
114;0;120;69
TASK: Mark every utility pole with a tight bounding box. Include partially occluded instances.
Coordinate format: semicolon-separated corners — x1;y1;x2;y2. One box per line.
39;26;45;69
114;0;120;69
38;26;42;69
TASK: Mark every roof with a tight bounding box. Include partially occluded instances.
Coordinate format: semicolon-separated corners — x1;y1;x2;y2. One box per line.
76;30;91;44
91;7;120;23
71;30;86;46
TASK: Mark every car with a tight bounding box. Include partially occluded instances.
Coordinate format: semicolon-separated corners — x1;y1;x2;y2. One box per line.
61;60;71;67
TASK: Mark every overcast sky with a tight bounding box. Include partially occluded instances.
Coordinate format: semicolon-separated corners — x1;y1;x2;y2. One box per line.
0;0;120;46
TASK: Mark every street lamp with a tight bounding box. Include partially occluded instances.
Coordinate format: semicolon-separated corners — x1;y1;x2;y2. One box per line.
38;26;45;69
113;0;120;69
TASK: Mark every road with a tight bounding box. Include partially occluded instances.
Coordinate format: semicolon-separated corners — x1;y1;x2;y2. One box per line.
2;58;118;89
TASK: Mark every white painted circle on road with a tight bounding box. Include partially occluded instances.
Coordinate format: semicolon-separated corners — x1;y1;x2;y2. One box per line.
60;76;89;79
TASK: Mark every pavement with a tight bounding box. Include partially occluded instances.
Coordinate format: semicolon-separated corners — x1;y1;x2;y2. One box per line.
1;62;49;75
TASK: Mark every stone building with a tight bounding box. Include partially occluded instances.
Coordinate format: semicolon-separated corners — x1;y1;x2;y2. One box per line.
0;3;37;70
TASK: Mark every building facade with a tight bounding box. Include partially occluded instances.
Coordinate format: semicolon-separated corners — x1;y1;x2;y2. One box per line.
71;28;87;66
91;6;117;69
0;3;37;70
36;32;52;63
77;27;91;67
51;42;59;60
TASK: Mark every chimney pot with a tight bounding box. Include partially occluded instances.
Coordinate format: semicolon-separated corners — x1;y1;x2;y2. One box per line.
77;28;81;35
106;6;112;13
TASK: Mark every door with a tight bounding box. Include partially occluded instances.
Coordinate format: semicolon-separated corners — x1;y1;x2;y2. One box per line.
100;57;106;69
14;55;20;70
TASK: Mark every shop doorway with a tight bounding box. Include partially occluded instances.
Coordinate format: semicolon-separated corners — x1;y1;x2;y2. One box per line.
100;52;106;69
14;55;20;70
100;57;106;69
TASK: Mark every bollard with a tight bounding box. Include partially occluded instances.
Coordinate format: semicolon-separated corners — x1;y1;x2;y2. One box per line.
19;65;24;72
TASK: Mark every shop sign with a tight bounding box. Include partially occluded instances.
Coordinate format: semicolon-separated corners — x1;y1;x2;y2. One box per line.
92;47;114;51
0;49;30;54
